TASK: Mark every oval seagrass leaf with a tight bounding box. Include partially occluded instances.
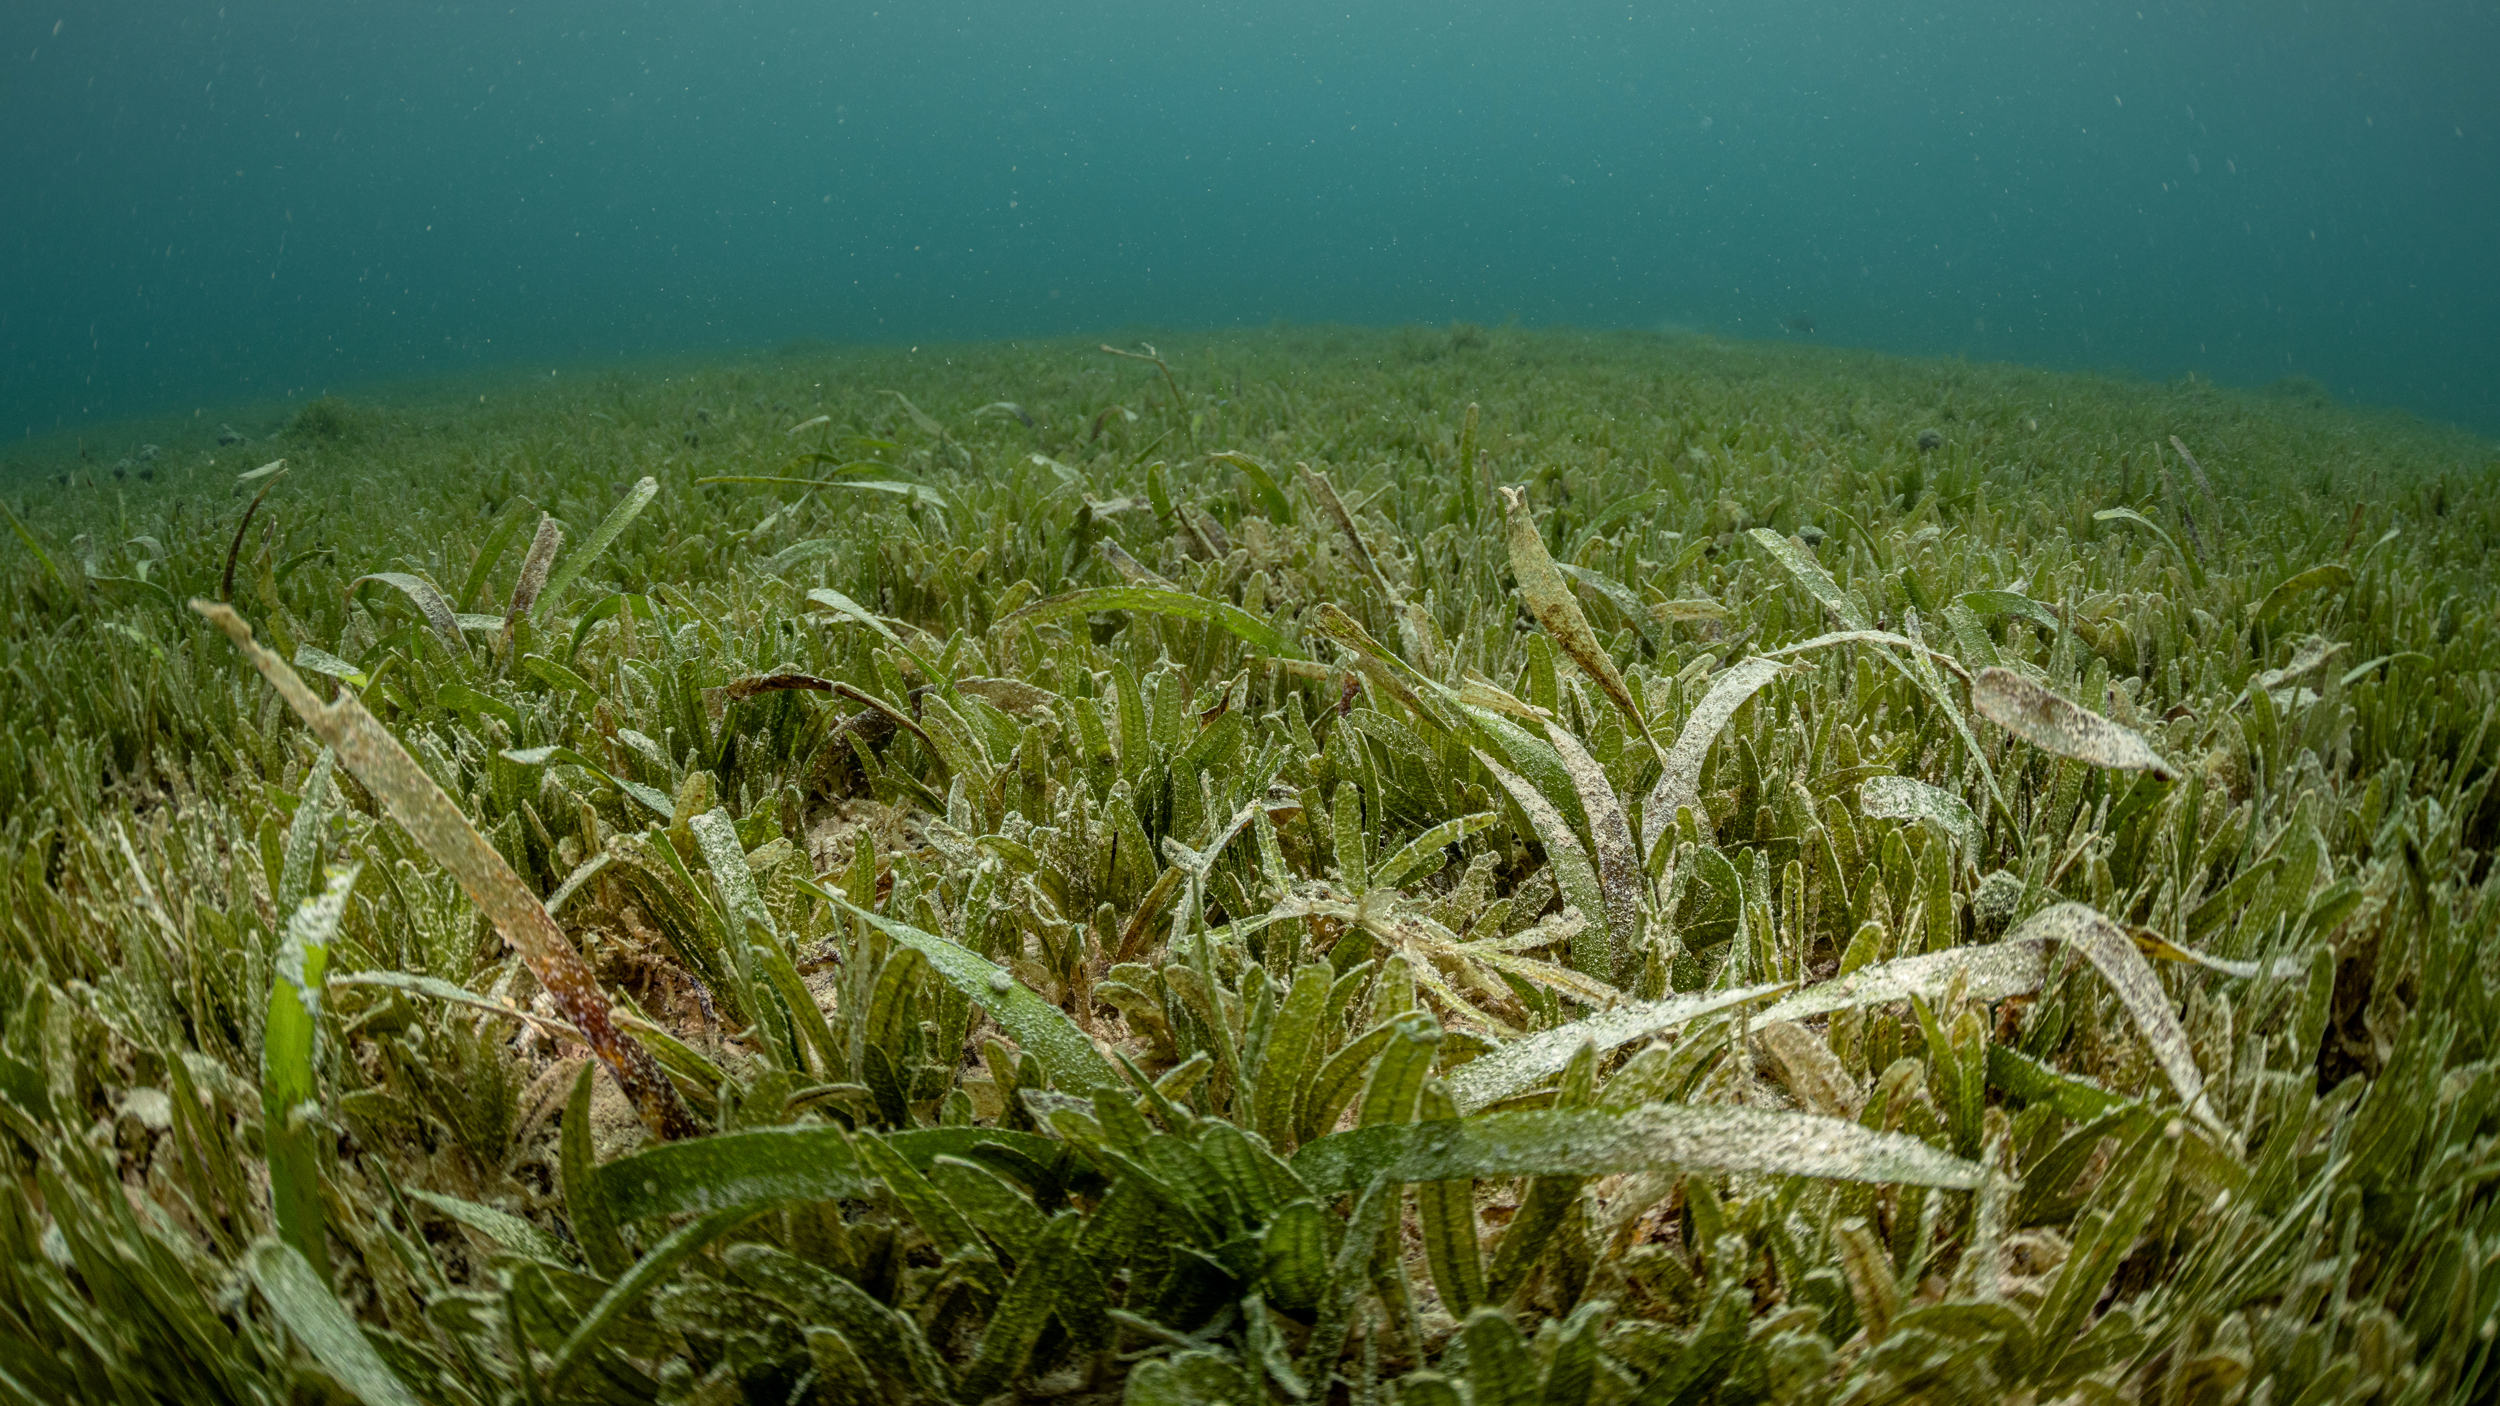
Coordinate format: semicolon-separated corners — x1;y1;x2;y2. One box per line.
996;585;1297;657
1858;775;1982;858
409;1189;570;1262
1500;486;1660;756
1292;1103;1983;1192
2093;507;2200;584
2007;903;2221;1131
243;1239;426;1406
592;1123;1065;1223
1747;527;1869;631
1444;983;1786;1113
1972;666;2180;780
501;745;674;817
797;876;1120;1093
1638;655;1791;855
348;571;466;654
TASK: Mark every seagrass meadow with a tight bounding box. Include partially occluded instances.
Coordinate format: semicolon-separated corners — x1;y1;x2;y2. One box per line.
3;323;2500;1405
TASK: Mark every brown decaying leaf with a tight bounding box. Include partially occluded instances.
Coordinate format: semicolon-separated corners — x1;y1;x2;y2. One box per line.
191;599;699;1142
1972;666;2180;780
499;513;565;657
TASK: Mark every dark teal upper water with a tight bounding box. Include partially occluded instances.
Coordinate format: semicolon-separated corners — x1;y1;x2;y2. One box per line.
8;1;2496;436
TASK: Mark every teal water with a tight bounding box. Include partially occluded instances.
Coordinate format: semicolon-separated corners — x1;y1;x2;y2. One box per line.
7;1;2496;436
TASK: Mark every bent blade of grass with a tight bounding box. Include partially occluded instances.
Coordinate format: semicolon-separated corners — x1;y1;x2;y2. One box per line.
763;536;843;578
1858;775;1981;860
2095;507;2203;587
1542;720;1646;978
1756;940;2050;1026
292;645;368;690
1370;811;1502;891
997;585;1297;657
1293;1103;1983;1192
546;1206;752;1388
1639;655;1791;856
803;586;905;647
2011;903;2222;1132
1444;984;1786;1113
1748;527;1870;631
697;474;951;509
348;572;466;656
243;1239;426;1406
332;970;588;1044
1756;628;1973;682
799;877;1120;1093
502;745;673;818
1556;563;1661;652
1211;450;1295;525
1475;749;1612;978
1299;462;1394;596
266;866;356;1280
1957;589;2063;635
2249;563;2353;625
1973;666;2179;781
192;601;698;1141
1502;486;1662;760
534;475;657;623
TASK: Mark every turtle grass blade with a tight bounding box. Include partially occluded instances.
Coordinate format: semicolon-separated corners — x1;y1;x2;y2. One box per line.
1858;775;1982;859
1474;749;1612;979
2095;506;2204;588
501;745;673;818
1443;984;1785;1113
2011;903;2223;1133
2249;563;2352;625
191;600;698;1142
696;474;951;509
546;1207;752;1389
798;876;1121;1093
1639;655;1790;856
243;1239;426;1406
265;867;356;1280
1501;486;1661;759
1292;1103;1983;1192
534;475;657;623
1973;666;2180;780
1748;527;1869;631
347;572;467;656
500;513;563;654
996;585;1298;657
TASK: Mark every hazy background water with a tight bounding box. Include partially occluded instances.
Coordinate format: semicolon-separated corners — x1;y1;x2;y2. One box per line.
7;0;2497;440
